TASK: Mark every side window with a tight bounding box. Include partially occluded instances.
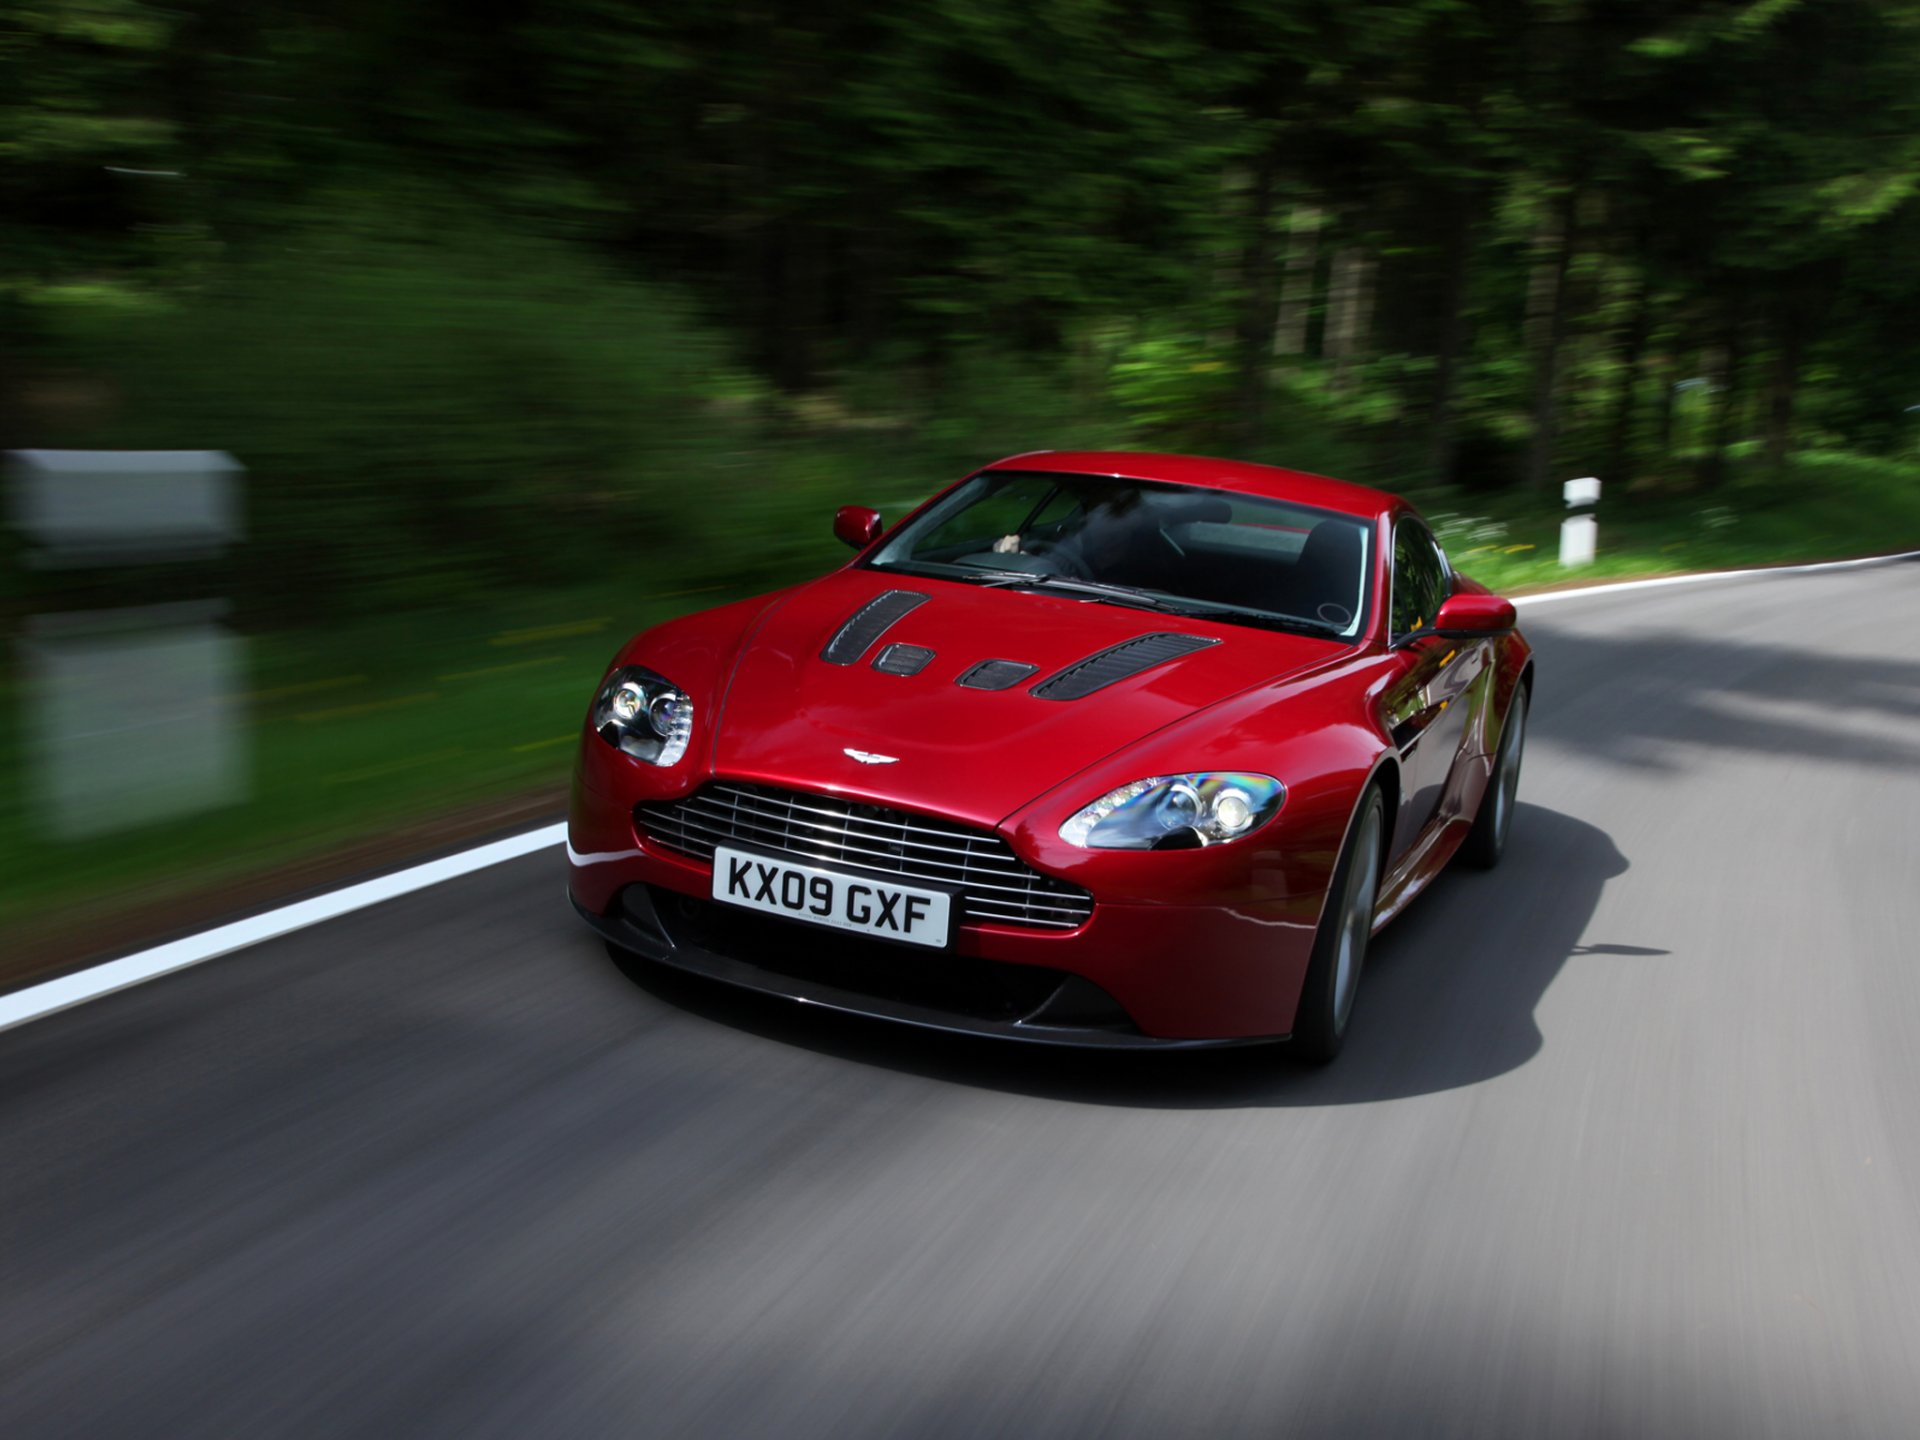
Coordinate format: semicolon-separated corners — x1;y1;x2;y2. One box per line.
1391;522;1450;638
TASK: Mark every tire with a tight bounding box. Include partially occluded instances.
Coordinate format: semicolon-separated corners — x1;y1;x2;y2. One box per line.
1292;786;1386;1065
1462;682;1528;870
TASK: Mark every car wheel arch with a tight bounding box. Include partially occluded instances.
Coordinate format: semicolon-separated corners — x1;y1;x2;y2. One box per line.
1493;659;1535;753
1365;755;1401;884
1308;755;1399;934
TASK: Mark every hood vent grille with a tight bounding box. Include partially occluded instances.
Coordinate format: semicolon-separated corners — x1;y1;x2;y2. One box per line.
821;589;928;665
1031;632;1219;701
955;659;1038;691
873;643;935;676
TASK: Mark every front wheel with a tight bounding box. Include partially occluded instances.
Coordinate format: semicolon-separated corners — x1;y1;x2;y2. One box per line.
1462;683;1528;870
1292;787;1386;1065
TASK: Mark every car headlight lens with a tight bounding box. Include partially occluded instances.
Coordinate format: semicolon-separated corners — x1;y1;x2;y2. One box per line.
591;666;693;766
1059;773;1284;850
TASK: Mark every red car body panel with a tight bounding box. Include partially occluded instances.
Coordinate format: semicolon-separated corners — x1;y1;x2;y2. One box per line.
568;451;1532;1044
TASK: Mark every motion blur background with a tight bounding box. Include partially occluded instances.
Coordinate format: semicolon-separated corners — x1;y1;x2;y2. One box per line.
4;0;1920;973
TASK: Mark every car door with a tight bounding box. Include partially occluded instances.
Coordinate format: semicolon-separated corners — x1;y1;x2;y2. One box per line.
1380;519;1481;860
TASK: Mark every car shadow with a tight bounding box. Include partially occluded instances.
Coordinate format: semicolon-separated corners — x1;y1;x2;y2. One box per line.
613;801;1637;1108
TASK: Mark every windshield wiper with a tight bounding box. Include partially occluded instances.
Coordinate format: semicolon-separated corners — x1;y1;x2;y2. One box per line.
913;565;1348;636
958;571;1181;612
1157;603;1346;637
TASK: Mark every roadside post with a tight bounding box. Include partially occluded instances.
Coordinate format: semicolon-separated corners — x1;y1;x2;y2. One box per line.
1560;476;1600;568
6;450;248;840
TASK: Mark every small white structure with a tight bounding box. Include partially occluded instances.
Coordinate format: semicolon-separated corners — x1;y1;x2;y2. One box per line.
1560;476;1600;568
7;449;241;564
7;451;248;838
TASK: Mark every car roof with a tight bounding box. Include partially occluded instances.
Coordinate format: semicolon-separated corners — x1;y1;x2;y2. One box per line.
981;450;1399;521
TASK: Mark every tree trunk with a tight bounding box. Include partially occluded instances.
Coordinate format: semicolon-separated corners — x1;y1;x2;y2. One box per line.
733;102;775;380
1425;198;1475;485
847;217;888;360
1697;321;1745;489
1324;244;1375;392
1653;351;1677;467
1765;309;1804;480
1524;197;1575;492
1604;265;1653;487
770;227;820;392
1274;205;1321;357
1234;156;1279;444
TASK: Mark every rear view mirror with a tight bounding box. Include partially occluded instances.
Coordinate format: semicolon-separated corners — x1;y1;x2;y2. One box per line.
834;505;883;550
1434;592;1517;637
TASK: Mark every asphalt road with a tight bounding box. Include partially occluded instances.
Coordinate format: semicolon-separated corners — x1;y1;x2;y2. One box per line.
4;558;1919;1439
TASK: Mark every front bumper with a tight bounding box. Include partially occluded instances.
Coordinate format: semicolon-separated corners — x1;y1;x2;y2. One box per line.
570;765;1326;1043
575;885;1265;1049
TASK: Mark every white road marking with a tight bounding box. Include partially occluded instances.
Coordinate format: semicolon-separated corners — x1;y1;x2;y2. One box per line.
1510;548;1920;607
0;824;565;1035
3;545;1917;1036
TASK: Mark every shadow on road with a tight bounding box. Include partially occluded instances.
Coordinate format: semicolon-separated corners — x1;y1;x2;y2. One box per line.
618;801;1637;1109
1522;605;1920;776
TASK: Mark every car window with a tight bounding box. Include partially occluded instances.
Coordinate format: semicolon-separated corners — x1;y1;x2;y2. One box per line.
1391;521;1450;638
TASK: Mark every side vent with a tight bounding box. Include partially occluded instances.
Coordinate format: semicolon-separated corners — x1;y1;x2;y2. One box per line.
1030;633;1219;701
821;590;928;665
872;643;935;676
955;659;1039;691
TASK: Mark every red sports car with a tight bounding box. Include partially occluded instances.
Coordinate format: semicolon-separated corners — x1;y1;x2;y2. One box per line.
568;452;1531;1060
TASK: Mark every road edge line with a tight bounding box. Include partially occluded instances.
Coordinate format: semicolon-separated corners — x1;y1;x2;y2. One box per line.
0;823;567;1035
1510;547;1920;607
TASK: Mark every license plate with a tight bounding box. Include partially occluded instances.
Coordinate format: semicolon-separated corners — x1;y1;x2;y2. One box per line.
710;846;954;949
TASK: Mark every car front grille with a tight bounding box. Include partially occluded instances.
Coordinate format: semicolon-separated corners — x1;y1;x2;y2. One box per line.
636;782;1095;931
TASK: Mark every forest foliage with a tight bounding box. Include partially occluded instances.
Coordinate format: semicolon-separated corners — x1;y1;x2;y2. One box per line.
6;0;1920;619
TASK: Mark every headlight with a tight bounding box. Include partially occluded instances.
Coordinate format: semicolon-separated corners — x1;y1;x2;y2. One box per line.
1059;773;1284;850
591;666;693;766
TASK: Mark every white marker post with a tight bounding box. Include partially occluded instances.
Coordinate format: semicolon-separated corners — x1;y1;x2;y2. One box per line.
1560;476;1600;567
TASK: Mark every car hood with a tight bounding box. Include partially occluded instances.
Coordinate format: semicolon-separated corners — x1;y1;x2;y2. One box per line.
709;568;1342;827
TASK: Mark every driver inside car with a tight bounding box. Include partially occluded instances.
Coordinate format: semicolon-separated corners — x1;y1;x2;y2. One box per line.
992;494;1152;581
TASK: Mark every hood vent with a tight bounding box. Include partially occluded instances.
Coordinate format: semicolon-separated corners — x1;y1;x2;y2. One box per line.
956;659;1039;691
1030;632;1219;701
821;590;928;665
872;643;935;676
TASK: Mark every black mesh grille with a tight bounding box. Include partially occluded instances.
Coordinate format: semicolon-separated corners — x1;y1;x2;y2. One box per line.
637;783;1095;930
872;643;935;676
821;590;928;665
955;659;1038;691
1030;632;1219;700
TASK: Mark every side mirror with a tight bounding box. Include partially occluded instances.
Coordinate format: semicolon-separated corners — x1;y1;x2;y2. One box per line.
1434;592;1517;637
834;505;883;550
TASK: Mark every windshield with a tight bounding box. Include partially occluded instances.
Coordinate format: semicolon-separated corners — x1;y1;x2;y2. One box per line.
866;471;1373;640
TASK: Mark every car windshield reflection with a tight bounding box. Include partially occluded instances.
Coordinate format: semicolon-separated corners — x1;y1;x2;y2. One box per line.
867;470;1372;640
